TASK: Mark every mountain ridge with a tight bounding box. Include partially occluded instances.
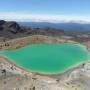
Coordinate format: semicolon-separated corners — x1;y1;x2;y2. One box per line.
19;21;90;31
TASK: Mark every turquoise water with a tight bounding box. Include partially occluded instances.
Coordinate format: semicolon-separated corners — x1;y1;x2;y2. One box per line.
0;43;89;74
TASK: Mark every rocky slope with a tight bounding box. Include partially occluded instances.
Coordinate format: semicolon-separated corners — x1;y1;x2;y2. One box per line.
0;20;64;41
0;20;90;43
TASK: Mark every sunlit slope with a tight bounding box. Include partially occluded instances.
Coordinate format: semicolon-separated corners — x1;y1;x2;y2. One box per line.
0;43;89;74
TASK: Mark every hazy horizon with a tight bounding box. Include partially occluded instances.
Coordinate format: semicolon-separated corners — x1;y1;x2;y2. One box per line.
0;0;90;23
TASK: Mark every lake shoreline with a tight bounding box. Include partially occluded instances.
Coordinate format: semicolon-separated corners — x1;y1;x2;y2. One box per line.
0;43;89;75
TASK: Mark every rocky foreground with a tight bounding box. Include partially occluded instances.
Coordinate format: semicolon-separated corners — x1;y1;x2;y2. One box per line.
0;20;90;90
1;56;90;90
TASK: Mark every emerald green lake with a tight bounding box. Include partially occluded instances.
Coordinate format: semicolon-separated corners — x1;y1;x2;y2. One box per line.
0;43;89;74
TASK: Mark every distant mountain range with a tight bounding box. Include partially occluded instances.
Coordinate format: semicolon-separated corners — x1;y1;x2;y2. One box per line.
19;22;90;31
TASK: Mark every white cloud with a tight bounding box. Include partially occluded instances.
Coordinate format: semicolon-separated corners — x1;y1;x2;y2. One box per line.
0;12;90;23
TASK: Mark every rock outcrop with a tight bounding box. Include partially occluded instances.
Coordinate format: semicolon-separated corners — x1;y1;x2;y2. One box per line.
0;20;21;34
0;20;6;31
0;20;6;25
4;21;21;34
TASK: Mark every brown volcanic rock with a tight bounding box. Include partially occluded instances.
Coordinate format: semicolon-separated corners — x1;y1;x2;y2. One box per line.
27;28;64;36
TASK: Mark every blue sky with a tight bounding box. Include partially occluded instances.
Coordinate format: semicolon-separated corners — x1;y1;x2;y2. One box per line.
0;0;90;22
